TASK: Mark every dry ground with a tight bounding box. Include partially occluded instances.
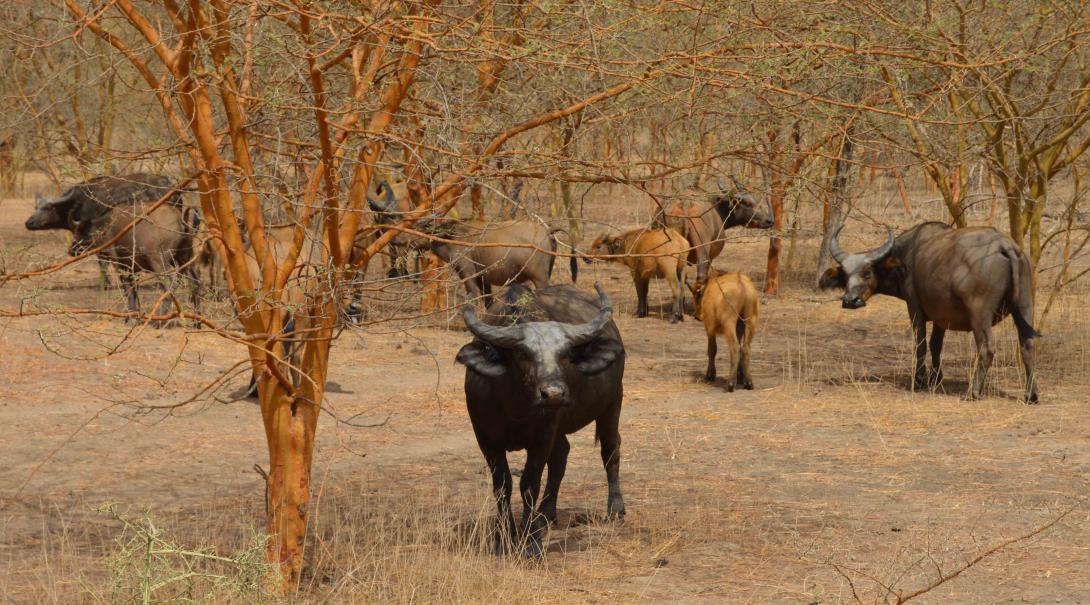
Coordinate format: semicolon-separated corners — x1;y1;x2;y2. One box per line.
1;182;1089;604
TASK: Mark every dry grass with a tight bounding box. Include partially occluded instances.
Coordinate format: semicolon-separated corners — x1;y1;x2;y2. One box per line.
2;176;1090;603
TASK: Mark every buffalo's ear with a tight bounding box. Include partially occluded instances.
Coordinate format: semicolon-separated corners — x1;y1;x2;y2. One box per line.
571;338;624;375
818;267;846;290
878;256;906;280
456;341;507;377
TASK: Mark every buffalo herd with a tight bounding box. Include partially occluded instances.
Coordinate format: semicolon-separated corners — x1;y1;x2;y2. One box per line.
22;171;1042;557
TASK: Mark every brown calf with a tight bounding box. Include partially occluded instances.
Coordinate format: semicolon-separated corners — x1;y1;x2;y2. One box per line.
589;227;689;323
688;269;759;391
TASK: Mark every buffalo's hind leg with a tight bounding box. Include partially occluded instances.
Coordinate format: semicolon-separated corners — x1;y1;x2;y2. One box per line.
539;434;570;525
737;319;755;390
966;318;996;401
596;407;625;520
703;331;717;383
480;446;516;556
928;326;945;388
724;320;741;393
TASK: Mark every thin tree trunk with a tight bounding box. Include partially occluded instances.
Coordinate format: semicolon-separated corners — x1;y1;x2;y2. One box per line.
816;128;854;284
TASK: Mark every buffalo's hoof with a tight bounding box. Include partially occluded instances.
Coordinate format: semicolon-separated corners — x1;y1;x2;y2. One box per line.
540;505;558;525
913;374;927;390
606;500;626;521
522;539;545;559
702;374;715;384
1024;392;1040;405
636;311;648;319
726;382;735;393
960;391;981;401
491;530;516;556
669;315;679;324
743;381;754;390
929;368;944;387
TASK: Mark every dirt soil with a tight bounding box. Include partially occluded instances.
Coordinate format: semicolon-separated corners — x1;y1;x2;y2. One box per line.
1;192;1089;604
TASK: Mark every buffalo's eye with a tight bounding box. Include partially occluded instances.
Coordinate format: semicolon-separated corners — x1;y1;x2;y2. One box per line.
568;342;595;364
481;343;504;363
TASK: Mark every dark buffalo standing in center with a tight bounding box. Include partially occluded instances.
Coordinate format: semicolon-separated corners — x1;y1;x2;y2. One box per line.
652;178;773;285
457;283;626;557
31;173;200;325
819;221;1039;403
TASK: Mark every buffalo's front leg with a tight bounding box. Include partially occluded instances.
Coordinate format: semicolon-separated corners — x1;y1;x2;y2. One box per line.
519;444;551;558
929;326;945;387
481;446;516;555
634;277;649;318
151;274;178;328
119;271;141;324
596;407;625;520
539;435;570;525
97;258;112;291
911;314;928;390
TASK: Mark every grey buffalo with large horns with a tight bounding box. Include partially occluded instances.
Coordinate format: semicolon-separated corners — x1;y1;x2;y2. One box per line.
819;221;1039;403
457;283;626;557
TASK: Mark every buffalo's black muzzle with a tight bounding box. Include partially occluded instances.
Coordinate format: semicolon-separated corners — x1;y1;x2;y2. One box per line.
536;382;571;407
841;296;866;309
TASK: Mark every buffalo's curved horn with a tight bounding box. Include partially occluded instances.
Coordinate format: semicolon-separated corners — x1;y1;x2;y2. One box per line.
863;226;895;263
729;174;746;190
562;283;613;346
36;189;73;210
462;305;523;348
367;180;396;213
716;178;726;193
829;224;850;264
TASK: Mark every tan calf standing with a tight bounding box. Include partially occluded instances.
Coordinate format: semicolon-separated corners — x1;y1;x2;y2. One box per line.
589;227;689;323
688;269;759;391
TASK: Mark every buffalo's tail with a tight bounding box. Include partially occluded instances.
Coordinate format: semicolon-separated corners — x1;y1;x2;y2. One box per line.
549;228;579;284
1001;243;1040;340
183;206;202;232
